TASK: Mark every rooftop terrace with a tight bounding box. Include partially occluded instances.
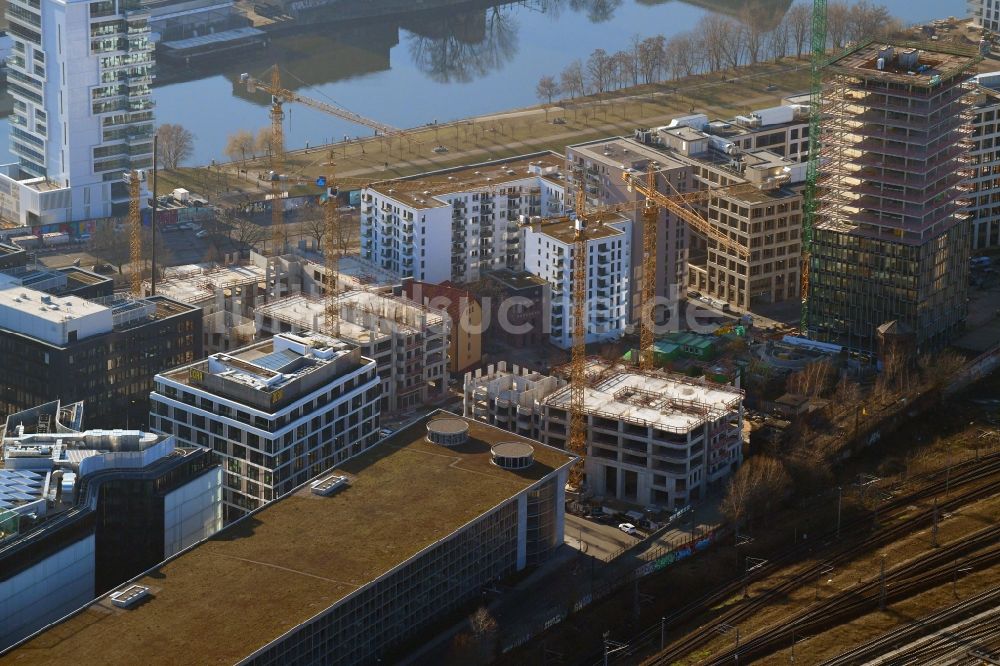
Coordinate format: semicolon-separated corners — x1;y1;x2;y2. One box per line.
3;412;574;665
367;153;564;210
528;211;630;244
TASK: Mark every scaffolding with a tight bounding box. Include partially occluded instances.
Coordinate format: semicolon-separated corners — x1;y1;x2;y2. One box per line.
808;41;981;351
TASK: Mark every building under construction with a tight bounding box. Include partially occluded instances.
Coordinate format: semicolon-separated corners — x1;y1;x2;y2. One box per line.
464;360;743;510
808;42;981;351
255;290;449;412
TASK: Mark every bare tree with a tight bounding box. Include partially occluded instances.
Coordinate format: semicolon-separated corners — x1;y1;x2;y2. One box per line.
719;17;747;69
255;127;276;159
92;219;130;274
721;456;791;530
468;607;497;663
156;124;194;170
787;359;833;397
847;0;894;42
740;4;768;65
786;3;812;59
301;207;327;249
695;15;729;73
225;130;255;165
586;48;612;94
536;75;560;105
918;350;966;390
638;35;666;83
666;33;698;79
560;59;586;99
827;1;851;49
613;50;635;90
767;12;791;61
221;208;268;250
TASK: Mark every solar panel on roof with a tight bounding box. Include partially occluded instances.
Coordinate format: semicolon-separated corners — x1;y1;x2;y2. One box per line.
254;349;301;372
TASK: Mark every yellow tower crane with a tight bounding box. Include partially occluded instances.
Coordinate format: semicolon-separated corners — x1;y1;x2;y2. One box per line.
239;66;400;258
127;170;143;296
622;170;750;366
568;188;589;493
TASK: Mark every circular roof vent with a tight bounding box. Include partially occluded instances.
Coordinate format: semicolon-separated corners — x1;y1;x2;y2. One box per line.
426;418;469;447
491;441;534;470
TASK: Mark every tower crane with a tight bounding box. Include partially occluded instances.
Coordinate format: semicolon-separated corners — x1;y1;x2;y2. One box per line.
621;169;750;368
239;66;401;257
568;188;590;493
126;169;143;296
801;0;829;331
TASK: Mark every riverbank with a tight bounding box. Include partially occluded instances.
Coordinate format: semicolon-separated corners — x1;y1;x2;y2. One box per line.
157;59;813;199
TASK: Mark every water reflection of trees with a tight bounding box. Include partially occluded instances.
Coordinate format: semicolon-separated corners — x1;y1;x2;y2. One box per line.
407;6;519;84
534;0;624;23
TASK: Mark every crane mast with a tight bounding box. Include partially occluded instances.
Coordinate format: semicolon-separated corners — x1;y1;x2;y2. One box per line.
639;167;658;370
568;188;589;492
801;0;828;331
269;67;285;254
128;170;142;296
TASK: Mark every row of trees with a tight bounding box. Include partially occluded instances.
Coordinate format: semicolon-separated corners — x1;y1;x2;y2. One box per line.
536;0;899;103
224;128;279;165
721;343;968;533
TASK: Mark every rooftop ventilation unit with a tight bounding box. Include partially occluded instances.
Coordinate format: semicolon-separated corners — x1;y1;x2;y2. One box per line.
491;441;534;470
110;584;150;609
310;474;349;496
426;418;470;447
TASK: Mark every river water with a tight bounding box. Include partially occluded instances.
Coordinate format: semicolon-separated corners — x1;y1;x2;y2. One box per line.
0;0;967;165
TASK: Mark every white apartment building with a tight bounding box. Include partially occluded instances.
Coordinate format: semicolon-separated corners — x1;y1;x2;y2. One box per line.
1;0;154;228
971;0;1000;33
150;332;380;522
360;153;566;284
537;361;744;510
255;290;449;413
969;72;1000;250
521;212;631;349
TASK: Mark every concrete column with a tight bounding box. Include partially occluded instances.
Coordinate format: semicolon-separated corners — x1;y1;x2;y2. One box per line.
516;492;528;571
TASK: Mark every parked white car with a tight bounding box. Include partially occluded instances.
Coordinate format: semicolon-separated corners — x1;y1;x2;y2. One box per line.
618;523;639;536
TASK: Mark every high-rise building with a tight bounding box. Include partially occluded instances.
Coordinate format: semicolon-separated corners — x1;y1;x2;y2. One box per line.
360;153;566;284
1;0;154;227
0;399;221;650
808;43;980;351
0;287;201;428
968;71;1000;250
150;332;381;521
521;211;632;349
4;413;575;665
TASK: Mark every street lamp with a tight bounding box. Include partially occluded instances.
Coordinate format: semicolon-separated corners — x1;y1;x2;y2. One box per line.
744;557;768;598
716;623;740;665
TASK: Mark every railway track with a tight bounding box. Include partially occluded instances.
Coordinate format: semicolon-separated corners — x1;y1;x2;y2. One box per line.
821;586;1000;665
638;454;1000;666
697;524;1000;665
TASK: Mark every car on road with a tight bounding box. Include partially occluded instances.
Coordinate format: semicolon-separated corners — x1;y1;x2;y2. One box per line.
379;427;395;439
552;117;566;124
618;523;639;536
195;230;209;238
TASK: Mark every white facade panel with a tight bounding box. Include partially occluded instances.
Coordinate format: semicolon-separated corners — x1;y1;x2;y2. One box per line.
0;534;95;650
163;466;223;557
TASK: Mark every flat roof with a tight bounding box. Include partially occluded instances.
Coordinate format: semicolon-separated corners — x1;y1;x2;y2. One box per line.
568;137;688;172
367;153;564;210
5;412;574;665
827;41;980;84
487;268;547;291
528;211;629;244
546;368;742;433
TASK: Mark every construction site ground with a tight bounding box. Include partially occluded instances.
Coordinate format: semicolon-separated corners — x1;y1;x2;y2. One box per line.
491;373;1000;666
